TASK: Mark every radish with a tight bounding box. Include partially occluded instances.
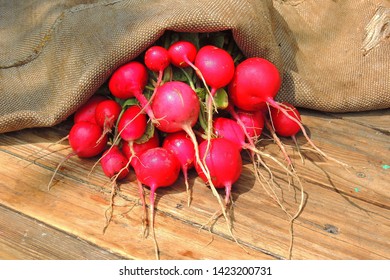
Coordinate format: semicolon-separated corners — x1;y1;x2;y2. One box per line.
47;121;108;190
99;145;130;233
134;147;181;259
195;138;242;206
228;57;346;167
108;61;155;121
122;131;160;237
168;40;197;68
117;105;147;142
162;131;195;206
234;109;265;141
145;45;170;73
122;130;160;168
194;45;235;95
100;145;130;180
95;99;122;131
144;45;170;123
74;95;107;124
269;102;301;138
68;121;108;158
228;57;281;112
194;45;235;153
95;99;122;142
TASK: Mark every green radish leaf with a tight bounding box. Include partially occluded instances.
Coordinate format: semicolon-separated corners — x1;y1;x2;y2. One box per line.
134;121;155;144
122;98;139;108
195;87;206;100
214;88;229;109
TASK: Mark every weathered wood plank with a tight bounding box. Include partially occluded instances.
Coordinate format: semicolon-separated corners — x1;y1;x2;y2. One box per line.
0;109;389;260
0;205;124;260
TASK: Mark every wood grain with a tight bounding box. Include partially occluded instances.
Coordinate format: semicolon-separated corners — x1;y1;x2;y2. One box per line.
0;109;389;260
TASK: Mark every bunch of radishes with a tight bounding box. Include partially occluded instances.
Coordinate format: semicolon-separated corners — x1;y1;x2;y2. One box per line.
53;31;337;259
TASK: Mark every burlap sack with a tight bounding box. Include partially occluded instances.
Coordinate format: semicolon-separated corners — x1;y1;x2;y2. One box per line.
1;0;389;133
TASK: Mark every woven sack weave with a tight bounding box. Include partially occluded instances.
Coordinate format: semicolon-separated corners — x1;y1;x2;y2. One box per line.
1;0;389;133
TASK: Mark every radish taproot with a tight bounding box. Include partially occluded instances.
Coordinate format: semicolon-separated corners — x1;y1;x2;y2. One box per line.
162;131;195;206
134;147;181;259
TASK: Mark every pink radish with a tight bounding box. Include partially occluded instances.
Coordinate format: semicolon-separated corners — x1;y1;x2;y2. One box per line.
117;105;147;142
195;138;242;205
74;95;107;124
134;147;181;259
152;80;237;231
108;61;155;121
162;131;195;205
151;81;199;133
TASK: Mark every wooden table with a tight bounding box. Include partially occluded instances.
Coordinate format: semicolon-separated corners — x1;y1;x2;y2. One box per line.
0;109;389;260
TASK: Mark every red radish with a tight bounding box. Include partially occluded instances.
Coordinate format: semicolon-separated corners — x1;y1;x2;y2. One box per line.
228;57;345;166
99;145;130;234
122;131;160;236
152;81;235;229
108;61;155;121
194;45;235;158
195;138;242;205
168;41;197;68
95;99;122;131
122;130;160;168
194;45;235;95
134;147;181;259
68;121;108;158
162;131;195;205
74;95;107;124
145;46;170;73
117;105;147;142
269;102;301;138
144;45;170;122
234;109;265;140
228;57;281;112
213;117;246;152
100;145;130;181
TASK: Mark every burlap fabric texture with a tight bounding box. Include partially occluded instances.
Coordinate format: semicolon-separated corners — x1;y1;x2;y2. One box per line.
1;0;389;133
